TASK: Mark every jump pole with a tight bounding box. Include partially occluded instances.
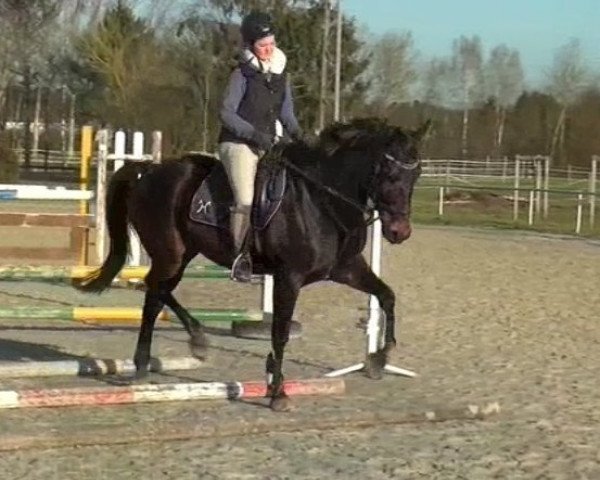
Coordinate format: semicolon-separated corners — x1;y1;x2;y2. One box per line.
0;264;232;282
326;213;416;378
0;356;204;379
0;378;345;409
0;307;263;324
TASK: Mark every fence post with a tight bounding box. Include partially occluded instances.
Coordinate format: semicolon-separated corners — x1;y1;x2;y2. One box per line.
133;131;144;159
590;156;597;229
513;156;521;221
528;190;534;225
79;126;93;266
535;157;542;216
95;130;109;264
438;186;444;216
129;132;145;268
543;156;550;219
152;131;162;163
262;275;274;323
576;193;583;234
113;130;126;171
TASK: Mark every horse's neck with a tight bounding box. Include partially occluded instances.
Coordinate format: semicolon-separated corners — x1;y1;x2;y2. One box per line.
317;153;371;230
321;151;370;204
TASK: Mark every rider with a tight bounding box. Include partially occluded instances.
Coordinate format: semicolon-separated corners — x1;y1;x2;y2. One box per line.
218;10;303;282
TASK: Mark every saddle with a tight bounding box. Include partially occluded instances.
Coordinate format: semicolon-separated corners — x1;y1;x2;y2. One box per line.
189;160;286;230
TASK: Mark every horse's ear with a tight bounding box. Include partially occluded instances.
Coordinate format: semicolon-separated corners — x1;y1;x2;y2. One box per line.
412;119;433;143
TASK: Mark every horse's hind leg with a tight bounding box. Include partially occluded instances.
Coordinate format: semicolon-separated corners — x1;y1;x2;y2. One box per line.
329;255;396;379
161;290;209;359
134;254;208;377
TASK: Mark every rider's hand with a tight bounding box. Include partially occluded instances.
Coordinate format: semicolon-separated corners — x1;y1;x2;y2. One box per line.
252;131;274;151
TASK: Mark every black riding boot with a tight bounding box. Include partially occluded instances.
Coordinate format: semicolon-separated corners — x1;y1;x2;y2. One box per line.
230;206;253;283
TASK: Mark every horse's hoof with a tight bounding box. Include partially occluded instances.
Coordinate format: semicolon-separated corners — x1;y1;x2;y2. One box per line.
384;339;397;353
189;335;209;360
189;342;208;360
270;395;292;412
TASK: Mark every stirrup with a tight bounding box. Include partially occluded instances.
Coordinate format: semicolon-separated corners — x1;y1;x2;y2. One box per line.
231;252;253;283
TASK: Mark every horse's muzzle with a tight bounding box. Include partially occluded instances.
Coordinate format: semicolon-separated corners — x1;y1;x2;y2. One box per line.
382;219;412;244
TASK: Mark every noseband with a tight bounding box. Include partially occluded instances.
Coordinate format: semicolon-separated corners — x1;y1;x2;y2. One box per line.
384;153;420;171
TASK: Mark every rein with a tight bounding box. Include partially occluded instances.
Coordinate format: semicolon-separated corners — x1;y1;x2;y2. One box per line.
278;157;380;226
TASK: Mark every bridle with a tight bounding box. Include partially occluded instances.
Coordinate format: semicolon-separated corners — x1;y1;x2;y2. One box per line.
278;147;420;226
384;153;421;170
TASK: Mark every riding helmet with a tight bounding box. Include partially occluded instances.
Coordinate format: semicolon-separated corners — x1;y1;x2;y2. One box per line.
240;11;275;44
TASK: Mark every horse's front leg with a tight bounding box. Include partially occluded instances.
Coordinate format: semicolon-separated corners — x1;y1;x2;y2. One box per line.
329;255;397;379
266;271;301;411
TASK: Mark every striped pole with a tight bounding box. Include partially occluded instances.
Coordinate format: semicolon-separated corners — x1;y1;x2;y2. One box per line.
0;264;231;282
0;307;263;323
0;356;203;379
0;378;345;409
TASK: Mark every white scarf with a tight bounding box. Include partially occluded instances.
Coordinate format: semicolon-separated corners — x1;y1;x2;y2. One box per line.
240;47;287;74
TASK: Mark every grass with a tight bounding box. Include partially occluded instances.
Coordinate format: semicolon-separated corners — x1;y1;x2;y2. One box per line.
413;182;600;238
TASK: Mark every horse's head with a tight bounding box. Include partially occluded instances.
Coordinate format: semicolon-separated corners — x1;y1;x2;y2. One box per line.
318;118;430;243
369;120;430;244
357;120;427;244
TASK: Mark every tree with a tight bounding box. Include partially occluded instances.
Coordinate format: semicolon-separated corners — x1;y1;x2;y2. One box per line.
0;32;14;126
547;38;589;164
172;13;233;150
366;31;416;107
0;0;62;165
485;44;524;155
508;91;558;157
450;35;484;157
565;87;600;166
318;0;331;130
76;1;156;126
421;58;453;108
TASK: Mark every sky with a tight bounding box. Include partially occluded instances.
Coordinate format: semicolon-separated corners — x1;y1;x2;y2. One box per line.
342;0;600;88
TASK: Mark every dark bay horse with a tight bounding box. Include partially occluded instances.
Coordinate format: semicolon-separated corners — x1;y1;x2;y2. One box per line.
75;118;430;411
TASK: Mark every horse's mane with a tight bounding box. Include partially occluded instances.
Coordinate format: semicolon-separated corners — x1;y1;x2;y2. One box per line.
261;140;324;171
257;117;416;182
318;117;410;153
263;118;405;166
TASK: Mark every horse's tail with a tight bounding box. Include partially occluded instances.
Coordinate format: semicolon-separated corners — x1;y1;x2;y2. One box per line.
74;162;151;293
